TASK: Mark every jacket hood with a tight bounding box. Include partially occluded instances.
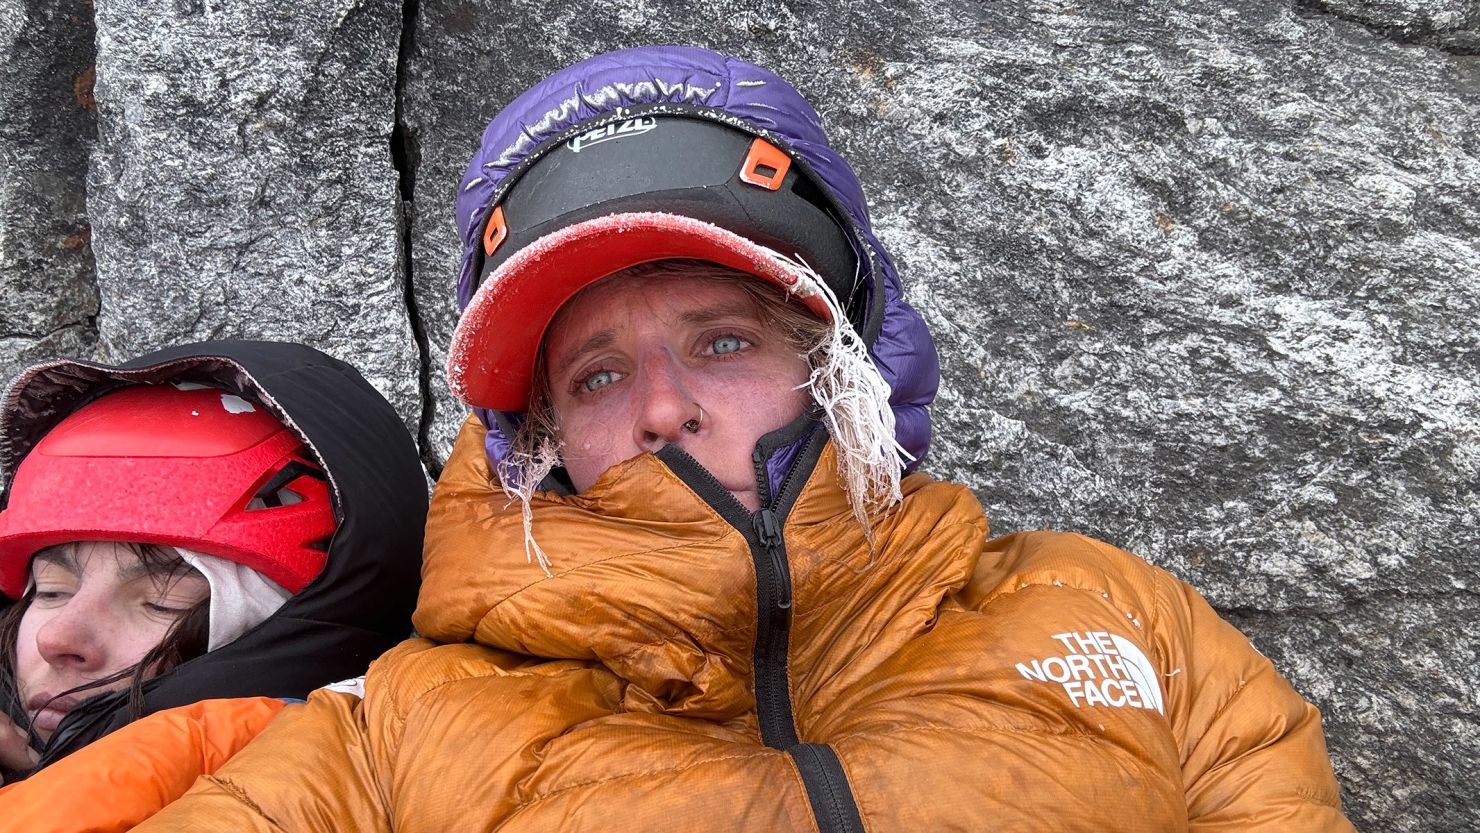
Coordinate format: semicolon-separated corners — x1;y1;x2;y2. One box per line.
454;45;939;478
0;340;426;768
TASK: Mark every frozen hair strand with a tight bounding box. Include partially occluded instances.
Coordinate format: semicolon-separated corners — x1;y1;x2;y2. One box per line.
764;249;911;535
496;364;561;576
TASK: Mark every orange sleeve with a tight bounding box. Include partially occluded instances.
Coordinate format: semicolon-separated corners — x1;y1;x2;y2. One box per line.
133;688;391;833
1160;581;1356;832
0;697;287;833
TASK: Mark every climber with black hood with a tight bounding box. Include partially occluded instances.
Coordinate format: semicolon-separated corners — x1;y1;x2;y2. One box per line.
0;340;425;830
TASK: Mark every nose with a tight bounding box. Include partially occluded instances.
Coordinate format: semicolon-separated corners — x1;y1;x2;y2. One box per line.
34;596;108;673
632;348;697;453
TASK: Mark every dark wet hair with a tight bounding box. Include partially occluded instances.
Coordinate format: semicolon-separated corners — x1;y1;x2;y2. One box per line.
0;542;210;776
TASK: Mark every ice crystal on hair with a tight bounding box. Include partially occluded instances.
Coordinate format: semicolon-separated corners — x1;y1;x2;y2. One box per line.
496;423;560;576
756;246;910;534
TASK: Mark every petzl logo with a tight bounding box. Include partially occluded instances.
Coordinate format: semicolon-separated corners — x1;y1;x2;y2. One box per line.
567;117;658;152
1017;631;1164;713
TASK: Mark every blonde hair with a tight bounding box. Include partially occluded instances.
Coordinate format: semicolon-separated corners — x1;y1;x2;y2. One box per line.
500;257;907;573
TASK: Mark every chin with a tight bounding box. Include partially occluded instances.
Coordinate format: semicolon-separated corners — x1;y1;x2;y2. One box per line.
729;490;761;512
713;473;760;511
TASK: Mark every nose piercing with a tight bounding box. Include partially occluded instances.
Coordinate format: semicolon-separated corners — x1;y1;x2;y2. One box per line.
683;404;705;434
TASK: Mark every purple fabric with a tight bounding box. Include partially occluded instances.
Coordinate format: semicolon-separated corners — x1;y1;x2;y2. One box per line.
456;46;939;483
766;438;805;499
476;408;510;476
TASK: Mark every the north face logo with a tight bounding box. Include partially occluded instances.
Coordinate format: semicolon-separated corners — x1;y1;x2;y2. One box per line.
1017;631;1165;714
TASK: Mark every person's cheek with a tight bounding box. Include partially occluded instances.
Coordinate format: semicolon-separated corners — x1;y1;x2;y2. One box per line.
560;397;644;493
111;611;170;674
569;396;628;455
13;612;48;700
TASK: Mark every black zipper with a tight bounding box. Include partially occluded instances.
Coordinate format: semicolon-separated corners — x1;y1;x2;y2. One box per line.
790;744;867;833
753;506;791;612
659;442;800;749
747;428;828;747
657;429;862;831
752;445;793;619
750;502;797;750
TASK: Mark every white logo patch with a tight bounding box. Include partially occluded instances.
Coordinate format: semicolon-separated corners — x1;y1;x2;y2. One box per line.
567;116;657;152
1016;631;1164;714
219;393;256;414
320;675;366;699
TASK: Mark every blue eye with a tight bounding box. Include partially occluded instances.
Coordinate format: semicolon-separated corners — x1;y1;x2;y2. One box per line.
582;369;619;392
711;335;746;355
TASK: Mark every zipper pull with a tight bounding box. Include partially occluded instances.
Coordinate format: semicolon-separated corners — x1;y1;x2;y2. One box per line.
753;508;791;611
754;507;782;548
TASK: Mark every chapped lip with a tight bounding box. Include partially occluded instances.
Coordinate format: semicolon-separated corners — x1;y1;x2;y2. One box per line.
25;692;82;730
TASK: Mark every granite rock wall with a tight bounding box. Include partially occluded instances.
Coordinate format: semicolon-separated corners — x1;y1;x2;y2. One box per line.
1305;0;1480;51
2;1;1477;830
0;0;98;372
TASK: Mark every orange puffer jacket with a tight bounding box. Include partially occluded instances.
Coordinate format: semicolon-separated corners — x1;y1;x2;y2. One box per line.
138;417;1353;832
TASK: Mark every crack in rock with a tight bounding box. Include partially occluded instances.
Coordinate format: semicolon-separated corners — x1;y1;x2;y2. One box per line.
391;0;437;480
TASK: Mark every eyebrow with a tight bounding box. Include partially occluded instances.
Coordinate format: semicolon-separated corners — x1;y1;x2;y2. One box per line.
548;303;763;379
117;558;171;585
122;551;200;589
34;546;194;588
31;550;79;576
678;304;761;327
552;329;617;378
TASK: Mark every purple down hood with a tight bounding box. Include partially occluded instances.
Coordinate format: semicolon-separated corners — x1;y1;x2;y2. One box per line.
453;45;939;480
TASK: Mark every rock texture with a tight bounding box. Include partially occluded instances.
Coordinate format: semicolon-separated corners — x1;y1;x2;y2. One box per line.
1;0;1477;830
0;0;99;386
1305;0;1480;52
85;0;420;434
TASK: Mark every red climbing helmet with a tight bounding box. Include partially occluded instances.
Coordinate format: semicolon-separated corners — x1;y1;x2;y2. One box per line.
0;383;336;598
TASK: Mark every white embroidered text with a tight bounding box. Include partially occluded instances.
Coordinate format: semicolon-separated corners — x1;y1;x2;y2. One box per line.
1017;630;1165;714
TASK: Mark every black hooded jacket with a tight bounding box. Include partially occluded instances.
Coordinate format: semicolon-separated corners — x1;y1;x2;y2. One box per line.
0;341;426;771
